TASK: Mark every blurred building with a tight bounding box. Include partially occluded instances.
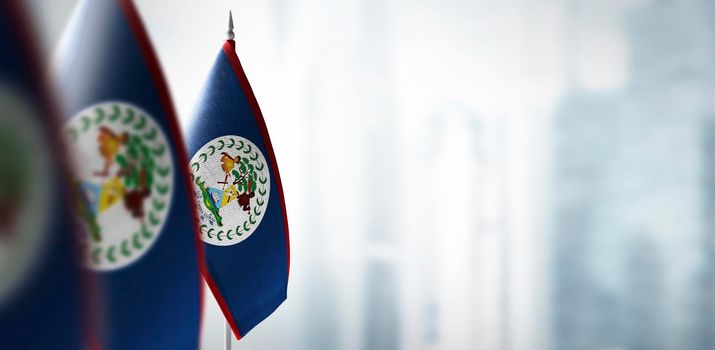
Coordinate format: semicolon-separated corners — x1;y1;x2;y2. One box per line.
551;0;715;349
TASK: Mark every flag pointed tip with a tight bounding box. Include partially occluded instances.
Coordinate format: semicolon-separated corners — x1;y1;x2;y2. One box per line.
227;11;235;40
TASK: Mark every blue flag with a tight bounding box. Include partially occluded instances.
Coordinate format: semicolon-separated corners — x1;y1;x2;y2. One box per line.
187;39;290;339
54;0;202;348
0;1;85;348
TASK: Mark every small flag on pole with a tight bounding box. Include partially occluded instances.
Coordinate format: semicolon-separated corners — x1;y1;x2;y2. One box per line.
0;1;84;348
186;12;290;340
54;0;203;348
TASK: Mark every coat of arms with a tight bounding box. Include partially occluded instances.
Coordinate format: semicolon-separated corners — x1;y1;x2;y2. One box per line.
64;102;174;270
190;135;270;246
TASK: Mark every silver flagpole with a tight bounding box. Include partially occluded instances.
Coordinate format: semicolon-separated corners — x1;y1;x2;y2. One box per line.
227;10;235;41
224;12;236;350
225;321;232;350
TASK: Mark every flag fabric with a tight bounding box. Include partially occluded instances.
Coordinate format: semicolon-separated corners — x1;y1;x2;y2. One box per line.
187;39;290;339
0;1;85;348
54;0;202;348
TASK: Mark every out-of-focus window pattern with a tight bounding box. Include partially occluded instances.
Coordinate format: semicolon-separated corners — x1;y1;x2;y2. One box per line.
27;0;715;349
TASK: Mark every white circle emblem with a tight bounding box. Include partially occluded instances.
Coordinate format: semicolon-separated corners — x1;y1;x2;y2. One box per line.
190;135;270;246
0;84;52;304
63;102;174;271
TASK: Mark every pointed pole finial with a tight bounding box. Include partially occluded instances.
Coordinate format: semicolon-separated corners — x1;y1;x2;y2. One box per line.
227;11;235;41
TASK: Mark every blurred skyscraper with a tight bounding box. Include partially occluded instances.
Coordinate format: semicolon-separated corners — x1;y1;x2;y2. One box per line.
359;0;401;349
551;1;715;349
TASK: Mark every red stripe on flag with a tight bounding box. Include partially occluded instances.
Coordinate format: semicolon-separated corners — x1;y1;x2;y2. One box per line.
117;0;206;347
221;40;291;277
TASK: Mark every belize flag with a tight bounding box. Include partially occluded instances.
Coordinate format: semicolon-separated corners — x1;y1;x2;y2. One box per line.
186;15;290;340
0;1;84;348
54;0;203;348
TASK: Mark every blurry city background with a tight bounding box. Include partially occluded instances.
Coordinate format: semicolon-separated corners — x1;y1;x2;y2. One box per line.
27;0;715;349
